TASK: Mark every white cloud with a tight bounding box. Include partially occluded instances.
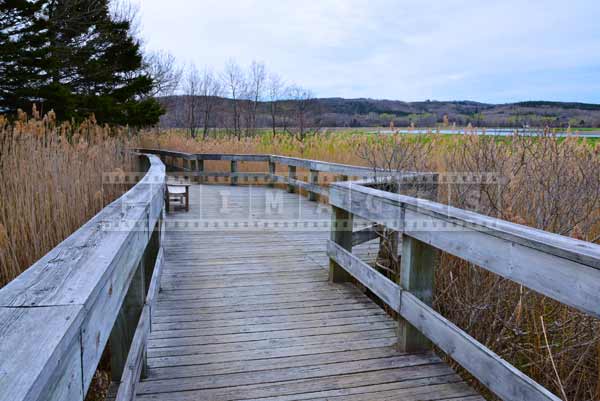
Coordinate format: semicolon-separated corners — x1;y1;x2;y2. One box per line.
138;0;600;102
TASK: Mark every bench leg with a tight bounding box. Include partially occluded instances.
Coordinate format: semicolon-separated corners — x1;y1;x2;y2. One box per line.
185;188;190;212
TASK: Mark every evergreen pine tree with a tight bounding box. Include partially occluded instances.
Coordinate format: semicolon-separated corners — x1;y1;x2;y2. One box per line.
0;0;163;126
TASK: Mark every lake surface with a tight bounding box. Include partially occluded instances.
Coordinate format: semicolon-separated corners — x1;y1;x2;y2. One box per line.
369;128;600;138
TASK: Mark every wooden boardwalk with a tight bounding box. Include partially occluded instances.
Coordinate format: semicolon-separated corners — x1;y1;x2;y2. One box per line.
136;185;481;401
3;151;590;401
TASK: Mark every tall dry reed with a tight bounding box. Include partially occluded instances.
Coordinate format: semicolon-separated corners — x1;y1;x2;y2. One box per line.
143;129;600;401
0;110;134;288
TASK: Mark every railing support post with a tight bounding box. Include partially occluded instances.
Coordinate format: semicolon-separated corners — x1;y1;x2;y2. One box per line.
109;261;146;382
398;234;437;353
197;159;204;183
329;206;354;283
309;169;319;201
230;160;238;186
287;165;296;193
268;161;276;188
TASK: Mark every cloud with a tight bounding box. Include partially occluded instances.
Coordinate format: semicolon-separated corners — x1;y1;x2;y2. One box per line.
138;0;600;102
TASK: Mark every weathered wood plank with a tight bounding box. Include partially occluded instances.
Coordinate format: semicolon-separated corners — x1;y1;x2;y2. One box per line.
271;174;329;197
147;337;398;369
327;241;400;311
236;374;470;401
287;165;297;193
137;353;442;394
398;234;437;352
400;291;561;401
114;237;165;401
147;329;397;359
0;306;84;401
330;182;600;318
0;155;165;401
137;366;460;401
230;160;238;186
114;306;149;401
145;346;404;380
352;224;380;246
329;206;354;283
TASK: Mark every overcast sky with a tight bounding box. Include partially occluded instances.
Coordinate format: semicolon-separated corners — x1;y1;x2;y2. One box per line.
137;0;600;103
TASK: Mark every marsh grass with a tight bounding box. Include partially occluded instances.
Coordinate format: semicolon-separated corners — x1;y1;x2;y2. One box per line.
143;129;600;401
0;111;135;288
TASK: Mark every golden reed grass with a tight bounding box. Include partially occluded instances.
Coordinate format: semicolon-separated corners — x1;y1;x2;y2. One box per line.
141;129;600;401
0;111;134;288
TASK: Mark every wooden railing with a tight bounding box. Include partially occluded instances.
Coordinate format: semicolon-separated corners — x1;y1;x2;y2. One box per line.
0;154;166;401
136;148;435;201
327;180;600;401
3;148;597;401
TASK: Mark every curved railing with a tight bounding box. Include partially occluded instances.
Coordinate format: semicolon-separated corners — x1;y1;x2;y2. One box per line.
0;154;165;401
135;148;436;201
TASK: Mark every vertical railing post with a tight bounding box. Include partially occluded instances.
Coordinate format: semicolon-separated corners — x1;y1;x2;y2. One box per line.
109;261;146;382
398;234;437;352
287;165;296;193
329;206;354;283
230;160;238;186
268;160;276;188
189;159;197;183
309;169;319;201
140;221;160;378
197;159;204;183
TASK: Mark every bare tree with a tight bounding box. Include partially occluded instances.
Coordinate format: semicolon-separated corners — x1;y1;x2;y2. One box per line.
267;72;285;135
144;50;182;98
198;68;223;139
223;60;244;139
286;85;320;141
109;0;142;37
248;61;266;134
183;64;201;138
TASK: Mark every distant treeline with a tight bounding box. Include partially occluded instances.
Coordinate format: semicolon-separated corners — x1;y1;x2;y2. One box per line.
159;96;600;131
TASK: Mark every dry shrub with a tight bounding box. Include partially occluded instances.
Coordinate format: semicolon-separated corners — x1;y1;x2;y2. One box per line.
0;110;135;288
436;134;600;401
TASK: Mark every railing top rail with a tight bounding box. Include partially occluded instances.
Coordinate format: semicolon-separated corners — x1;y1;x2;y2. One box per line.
135;148;430;177
0;154;166;401
331;181;600;269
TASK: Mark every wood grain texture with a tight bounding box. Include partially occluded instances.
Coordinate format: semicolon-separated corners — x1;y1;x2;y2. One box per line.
0;154;165;401
330;181;600;318
329;181;569;400
134;184;475;401
398;235;437;352
400;292;561;401
114;236;165;401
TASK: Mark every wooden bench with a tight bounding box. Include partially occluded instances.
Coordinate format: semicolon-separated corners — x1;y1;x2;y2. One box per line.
166;184;190;212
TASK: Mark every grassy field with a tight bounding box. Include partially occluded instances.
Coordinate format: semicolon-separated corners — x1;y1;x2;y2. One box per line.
141;128;600;401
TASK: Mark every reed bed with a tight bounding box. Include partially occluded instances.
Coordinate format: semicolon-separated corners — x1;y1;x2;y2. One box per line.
142;129;600;401
0;110;134;288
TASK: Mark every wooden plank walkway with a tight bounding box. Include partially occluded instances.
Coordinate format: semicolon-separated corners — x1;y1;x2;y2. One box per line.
136;185;482;401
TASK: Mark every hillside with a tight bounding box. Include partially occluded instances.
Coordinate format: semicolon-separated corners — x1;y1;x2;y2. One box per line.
158;96;600;129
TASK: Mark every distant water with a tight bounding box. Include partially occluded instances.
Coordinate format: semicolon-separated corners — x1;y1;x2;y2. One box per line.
369;129;600;138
